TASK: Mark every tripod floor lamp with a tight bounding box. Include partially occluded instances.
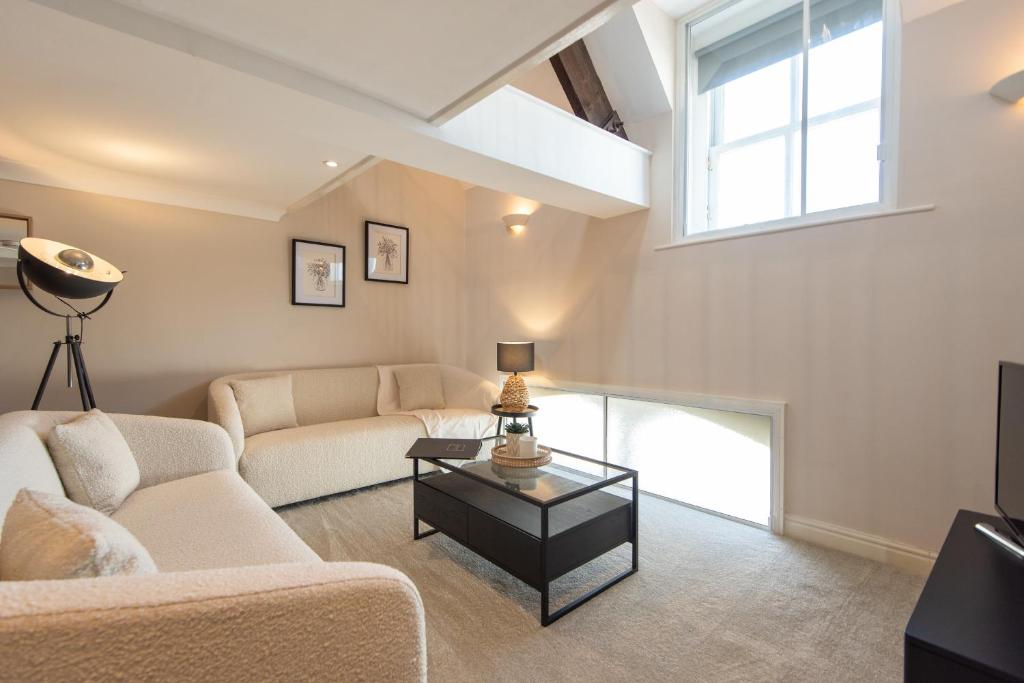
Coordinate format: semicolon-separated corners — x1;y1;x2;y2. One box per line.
16;237;124;411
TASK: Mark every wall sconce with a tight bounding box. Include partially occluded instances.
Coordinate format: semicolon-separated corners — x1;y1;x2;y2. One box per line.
991;71;1024;103
502;213;530;237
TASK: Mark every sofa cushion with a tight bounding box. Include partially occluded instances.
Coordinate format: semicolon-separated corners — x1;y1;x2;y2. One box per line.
46;409;139;515
378;364;500;416
240;415;427;508
112;470;319;571
230;375;299;437
291;367;380;425
394;365;446;411
1;489;156;581
0;412;67;531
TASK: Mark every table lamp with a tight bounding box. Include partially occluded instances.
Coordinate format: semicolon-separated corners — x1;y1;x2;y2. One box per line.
497;341;534;411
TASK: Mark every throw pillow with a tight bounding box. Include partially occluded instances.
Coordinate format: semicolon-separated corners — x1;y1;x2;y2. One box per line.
230;374;299;437
0;488;157;581
394;365;446;411
47;409;140;515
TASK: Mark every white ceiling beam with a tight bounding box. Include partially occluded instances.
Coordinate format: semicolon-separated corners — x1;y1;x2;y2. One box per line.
428;0;638;124
28;0;650;218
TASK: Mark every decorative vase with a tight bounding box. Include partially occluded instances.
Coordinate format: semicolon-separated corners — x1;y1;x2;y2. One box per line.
500;373;530;411
506;432;521;457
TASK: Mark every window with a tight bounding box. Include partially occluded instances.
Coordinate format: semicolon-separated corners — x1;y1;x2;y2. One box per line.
681;0;894;236
531;386;777;529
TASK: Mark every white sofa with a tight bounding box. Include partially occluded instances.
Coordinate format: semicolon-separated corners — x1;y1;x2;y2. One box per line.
208;364;499;508
0;410;426;682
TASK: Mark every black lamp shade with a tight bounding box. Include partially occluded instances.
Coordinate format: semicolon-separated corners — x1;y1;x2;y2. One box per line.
18;237;122;299
497;342;534;373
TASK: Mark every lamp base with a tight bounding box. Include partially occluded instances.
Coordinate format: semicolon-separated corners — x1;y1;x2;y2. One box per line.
500;374;530;412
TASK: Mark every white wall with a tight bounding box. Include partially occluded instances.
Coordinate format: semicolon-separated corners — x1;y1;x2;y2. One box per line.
466;0;1024;552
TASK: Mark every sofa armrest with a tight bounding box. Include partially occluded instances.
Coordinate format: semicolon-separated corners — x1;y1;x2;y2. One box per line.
208;378;245;459
0;562;426;683
109;414;235;489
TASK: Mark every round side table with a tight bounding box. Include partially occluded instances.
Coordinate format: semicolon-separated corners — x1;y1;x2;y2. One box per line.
491;404;538;436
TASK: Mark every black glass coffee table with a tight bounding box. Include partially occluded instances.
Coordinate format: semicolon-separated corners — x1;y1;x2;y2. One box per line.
413;436;638;625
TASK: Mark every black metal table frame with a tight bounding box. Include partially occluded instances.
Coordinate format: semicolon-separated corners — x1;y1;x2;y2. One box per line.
413;436;638;626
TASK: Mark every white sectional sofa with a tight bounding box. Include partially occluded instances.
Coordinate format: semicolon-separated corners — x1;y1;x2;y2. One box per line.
208;364;499;508
0;410;426;682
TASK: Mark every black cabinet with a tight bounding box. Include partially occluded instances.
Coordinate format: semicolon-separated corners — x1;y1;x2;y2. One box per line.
905;510;1024;682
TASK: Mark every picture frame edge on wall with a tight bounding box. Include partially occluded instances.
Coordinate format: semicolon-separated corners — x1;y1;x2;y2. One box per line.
291;237;346;308
0;212;33;291
364;220;409;285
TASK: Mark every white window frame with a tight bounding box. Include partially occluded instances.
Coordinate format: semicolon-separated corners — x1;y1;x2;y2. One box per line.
672;0;904;245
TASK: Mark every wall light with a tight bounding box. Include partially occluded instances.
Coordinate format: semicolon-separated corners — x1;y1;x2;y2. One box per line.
502;213;530;237
323;159;340;168
990;71;1024;103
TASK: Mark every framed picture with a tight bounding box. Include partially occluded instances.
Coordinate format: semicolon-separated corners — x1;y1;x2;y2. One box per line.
292;239;345;307
0;213;32;290
365;221;409;284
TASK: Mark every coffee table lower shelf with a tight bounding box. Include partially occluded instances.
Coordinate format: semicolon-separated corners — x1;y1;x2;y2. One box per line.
412;467;638;626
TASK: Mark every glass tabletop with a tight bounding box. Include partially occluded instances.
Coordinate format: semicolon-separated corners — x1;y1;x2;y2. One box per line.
424;436;635;507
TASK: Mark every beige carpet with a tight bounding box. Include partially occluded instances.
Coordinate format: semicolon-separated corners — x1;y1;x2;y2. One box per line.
278;480;924;683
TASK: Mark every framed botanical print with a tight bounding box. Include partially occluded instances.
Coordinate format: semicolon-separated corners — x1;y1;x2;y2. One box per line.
0;213;32;290
292;239;345;307
365;221;409;284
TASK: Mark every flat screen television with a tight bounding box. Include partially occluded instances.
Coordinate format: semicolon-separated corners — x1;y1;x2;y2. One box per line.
996;361;1024;545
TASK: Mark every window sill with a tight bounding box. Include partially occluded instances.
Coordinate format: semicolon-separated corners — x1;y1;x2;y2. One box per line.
656;204;936;251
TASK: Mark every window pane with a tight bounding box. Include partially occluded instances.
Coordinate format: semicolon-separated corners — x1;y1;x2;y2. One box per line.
805;107;880;213
713;136;790;230
530;388;604;476
686;0;888;236
719;58;794;144
808;22;883;118
690;0;804;94
806;8;883;214
607;398;771;526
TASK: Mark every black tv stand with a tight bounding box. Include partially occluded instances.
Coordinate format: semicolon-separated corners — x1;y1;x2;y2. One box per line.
905;510;1024;682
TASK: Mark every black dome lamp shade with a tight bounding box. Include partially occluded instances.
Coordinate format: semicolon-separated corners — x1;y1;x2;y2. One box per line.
19;237;122;300
16;237;125;411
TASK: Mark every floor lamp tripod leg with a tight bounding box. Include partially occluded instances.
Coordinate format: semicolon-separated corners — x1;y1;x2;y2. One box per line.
32;341;63;410
69;340;92;411
72;340;97;410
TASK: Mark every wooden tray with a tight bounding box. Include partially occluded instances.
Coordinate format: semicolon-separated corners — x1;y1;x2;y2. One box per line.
491;444;552;468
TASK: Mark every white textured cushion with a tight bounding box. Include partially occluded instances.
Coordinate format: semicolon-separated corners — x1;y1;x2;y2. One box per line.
377;365;499;416
0;489;156;581
240;416;427;507
112;470;320;571
230;375;299;437
46;409;139;515
0;413;66;531
394;365;446;411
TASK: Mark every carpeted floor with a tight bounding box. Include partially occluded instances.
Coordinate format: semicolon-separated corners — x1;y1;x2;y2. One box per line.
278;480;924;683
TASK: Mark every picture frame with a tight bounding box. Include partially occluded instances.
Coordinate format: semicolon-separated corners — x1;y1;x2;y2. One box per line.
291;238;345;307
0;213;32;290
365;220;409;284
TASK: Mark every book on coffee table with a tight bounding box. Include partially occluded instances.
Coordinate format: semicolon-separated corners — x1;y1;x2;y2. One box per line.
405;438;482;460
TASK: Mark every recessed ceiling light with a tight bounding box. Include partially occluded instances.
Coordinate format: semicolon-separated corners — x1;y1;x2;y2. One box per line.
323;160;339;168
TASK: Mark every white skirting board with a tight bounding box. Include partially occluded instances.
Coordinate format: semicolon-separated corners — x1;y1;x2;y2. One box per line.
784;514;937;576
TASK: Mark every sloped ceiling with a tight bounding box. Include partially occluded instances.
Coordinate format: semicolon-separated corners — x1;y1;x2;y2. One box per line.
109;0;617;120
0;0;631;220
